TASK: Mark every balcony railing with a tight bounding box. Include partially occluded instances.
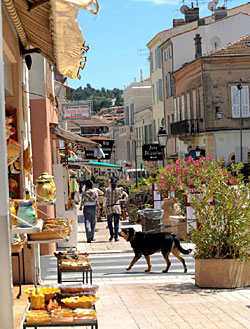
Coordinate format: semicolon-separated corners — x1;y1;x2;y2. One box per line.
170;119;200;136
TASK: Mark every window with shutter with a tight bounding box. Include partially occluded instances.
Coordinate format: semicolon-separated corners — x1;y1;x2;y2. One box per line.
181;95;185;120
166;73;172;97
169;46;172;58
241;86;249;118
125;106;130;125
159;79;163;101
157;47;162;68
152;84;155;104
177;97;180;121
154;48;158;71
156;80;159;102
187;93;191;120
231;86;240;118
174;98;177;122
199;88;204;119
130;104;134;125
192;90;197;119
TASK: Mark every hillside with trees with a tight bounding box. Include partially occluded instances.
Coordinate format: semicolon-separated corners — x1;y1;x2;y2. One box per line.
71;84;124;114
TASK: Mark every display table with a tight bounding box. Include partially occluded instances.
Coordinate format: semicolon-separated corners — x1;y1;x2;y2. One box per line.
57;265;92;284
12;248;25;299
23;319;98;328
27;238;68;285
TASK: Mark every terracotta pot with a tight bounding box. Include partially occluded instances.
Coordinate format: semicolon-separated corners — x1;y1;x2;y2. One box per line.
195;259;250;288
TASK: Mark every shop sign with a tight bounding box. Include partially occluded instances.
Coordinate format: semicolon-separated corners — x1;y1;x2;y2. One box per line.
68;164;81;170
61;101;92;120
142;144;163;161
85;139;114;160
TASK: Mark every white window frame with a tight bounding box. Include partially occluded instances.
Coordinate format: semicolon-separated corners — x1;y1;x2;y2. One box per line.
173;98;177;122
181;95;185;121
177;97;180;121
192;90;197;119
187;93;191;120
231;86;250;118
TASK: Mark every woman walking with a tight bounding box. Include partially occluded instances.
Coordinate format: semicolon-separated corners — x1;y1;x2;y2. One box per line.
106;178;128;241
79;180;103;243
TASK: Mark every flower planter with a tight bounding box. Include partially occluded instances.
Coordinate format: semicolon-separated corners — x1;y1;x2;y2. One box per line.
195;259;250;288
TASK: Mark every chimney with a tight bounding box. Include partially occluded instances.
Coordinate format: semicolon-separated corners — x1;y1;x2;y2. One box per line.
185;7;199;23
214;7;227;20
194;34;202;58
173;19;185;27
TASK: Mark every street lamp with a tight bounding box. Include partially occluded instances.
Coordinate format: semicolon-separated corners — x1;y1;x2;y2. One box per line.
237;80;243;162
157;127;168;167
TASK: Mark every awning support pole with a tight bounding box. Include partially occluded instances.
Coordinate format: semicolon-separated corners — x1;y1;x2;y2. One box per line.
0;2;14;327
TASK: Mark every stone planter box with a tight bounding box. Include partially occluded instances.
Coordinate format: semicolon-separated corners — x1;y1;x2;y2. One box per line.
195;259;250;288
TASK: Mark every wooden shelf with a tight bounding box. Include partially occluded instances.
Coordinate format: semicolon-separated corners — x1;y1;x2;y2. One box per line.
11;219;43;235
36;199;56;206
27;238;68;244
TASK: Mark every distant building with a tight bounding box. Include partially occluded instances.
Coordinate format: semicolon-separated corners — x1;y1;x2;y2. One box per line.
98;106;124;123
172;34;250;164
68;116;110;137
148;2;250;160
122;78;152;167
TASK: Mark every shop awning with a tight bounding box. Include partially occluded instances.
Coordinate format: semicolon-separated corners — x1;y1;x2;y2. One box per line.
88;161;122;169
3;0;98;79
51;126;98;148
68;158;122;170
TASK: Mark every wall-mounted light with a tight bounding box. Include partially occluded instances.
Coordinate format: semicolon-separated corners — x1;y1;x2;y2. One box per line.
215;106;222;119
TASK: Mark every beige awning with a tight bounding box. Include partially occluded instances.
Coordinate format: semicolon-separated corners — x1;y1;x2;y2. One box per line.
3;0;99;79
51;125;98;148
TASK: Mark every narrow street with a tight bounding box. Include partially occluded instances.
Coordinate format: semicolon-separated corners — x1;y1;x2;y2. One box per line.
38;217;250;329
41;252;195;281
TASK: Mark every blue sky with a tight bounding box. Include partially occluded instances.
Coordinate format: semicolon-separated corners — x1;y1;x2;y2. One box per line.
67;0;247;91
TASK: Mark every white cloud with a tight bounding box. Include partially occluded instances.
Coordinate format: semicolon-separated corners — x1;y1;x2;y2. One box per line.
131;0;177;5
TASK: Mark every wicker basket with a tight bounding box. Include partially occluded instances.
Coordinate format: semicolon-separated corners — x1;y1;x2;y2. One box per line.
29;228;70;241
29;218;72;241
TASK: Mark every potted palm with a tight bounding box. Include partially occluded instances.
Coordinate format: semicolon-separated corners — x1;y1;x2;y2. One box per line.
156;158;250;288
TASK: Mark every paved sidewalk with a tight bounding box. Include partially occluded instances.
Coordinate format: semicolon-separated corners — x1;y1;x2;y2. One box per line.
75;211;250;329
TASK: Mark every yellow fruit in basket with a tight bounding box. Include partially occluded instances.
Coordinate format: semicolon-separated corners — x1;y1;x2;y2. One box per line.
24;287;60;301
61;296;99;309
30;288;45;310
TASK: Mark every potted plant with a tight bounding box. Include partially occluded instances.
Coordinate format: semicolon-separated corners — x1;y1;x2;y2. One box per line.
156;158;250;288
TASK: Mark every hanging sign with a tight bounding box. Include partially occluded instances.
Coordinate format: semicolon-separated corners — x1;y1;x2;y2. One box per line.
142;144;163;161
85;139;114;160
61;101;92;120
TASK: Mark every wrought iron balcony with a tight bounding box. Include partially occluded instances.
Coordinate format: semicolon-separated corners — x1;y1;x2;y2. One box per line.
170;119;199;136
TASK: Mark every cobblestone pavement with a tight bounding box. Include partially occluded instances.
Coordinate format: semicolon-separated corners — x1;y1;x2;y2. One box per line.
51;210;250;329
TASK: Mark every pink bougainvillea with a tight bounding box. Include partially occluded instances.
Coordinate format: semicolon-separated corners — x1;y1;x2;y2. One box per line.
156;157;228;197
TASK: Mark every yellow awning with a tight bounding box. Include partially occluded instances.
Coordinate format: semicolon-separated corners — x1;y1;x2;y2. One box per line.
3;0;99;79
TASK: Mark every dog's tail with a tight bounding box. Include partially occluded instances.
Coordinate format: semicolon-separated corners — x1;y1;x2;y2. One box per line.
174;237;192;255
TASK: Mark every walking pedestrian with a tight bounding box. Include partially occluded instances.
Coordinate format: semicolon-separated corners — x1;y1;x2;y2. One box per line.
79;179;103;243
106;178;128;241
